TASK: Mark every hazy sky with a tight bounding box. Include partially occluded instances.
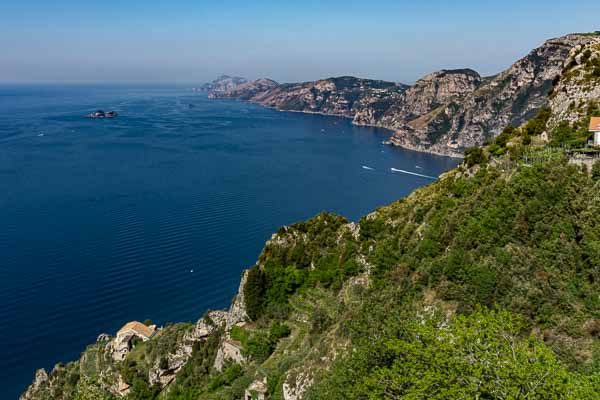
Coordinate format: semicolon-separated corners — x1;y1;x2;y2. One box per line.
1;0;599;84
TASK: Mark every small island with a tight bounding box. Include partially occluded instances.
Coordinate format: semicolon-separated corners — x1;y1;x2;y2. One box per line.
86;110;118;119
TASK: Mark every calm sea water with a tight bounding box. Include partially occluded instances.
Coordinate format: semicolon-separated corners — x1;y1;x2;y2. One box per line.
0;85;459;398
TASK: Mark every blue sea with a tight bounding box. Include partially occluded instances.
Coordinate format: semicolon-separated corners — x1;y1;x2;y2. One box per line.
0;84;459;398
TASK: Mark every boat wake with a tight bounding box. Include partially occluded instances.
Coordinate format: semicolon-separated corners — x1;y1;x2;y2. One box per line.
390;168;437;179
362;165;374;171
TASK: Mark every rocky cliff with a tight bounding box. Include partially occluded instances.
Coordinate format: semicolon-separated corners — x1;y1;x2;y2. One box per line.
547;38;600;129
209;34;600;156
388;34;600;156
21;32;600;400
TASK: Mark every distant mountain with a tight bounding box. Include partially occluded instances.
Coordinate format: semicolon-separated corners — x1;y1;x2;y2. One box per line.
208;34;600;156
210;76;409;119
198;75;248;93
208;78;279;100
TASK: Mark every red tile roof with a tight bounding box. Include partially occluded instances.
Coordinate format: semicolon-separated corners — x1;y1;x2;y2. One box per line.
589;117;600;132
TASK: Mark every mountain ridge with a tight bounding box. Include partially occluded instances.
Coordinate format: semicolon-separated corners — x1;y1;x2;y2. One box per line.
209;33;600;157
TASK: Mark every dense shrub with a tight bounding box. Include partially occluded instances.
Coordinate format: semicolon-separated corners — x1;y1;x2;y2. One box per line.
464;147;486;167
308;309;600;399
522;106;551;136
592;160;600;180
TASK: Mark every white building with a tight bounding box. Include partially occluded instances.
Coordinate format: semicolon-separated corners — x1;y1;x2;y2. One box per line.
590;117;600;146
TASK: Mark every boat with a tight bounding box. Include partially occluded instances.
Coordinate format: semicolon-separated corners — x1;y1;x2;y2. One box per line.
106;111;118;118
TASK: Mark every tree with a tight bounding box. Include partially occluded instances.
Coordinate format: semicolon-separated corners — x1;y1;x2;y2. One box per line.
244;267;267;320
464;147;486;167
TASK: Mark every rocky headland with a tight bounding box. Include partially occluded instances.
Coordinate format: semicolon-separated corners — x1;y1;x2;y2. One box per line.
209;34;600;157
20;32;600;400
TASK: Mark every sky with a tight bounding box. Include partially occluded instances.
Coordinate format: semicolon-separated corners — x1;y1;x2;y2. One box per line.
1;0;599;84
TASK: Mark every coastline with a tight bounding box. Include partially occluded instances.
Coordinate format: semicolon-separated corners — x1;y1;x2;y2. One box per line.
212;96;465;159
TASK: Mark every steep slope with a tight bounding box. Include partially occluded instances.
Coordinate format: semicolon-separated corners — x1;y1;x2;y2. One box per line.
389;33;600;155
548;39;600;129
22;154;600;400
208;33;600;156
354;68;482;128
21;33;600;400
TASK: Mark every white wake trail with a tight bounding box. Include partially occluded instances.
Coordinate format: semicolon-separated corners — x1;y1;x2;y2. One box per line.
390;168;437;179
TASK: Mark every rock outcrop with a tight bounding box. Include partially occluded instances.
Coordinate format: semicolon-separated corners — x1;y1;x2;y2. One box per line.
148;311;228;386
388;34;600;156
19;369;48;400
547;38;600;129
208;34;600;156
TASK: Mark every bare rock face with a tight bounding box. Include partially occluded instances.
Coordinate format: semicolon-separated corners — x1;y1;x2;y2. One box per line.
213;338;245;371
96;333;111;342
388;34;599;156
355;69;481;128
548;39;600;129
208;34;599;157
149;310;228;387
282;368;315;400
226;269;250;330
19;369;48;400
193;310;228;338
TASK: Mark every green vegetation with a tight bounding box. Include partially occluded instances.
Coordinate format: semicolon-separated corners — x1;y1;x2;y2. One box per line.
21;49;600;398
245;213;360;322
464;146;486;166
309;309;599;399
230;154;600;399
23;150;600;400
230;322;291;362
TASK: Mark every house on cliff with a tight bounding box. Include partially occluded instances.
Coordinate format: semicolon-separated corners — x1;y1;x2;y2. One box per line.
245;377;267;400
112;321;156;361
590;117;600;146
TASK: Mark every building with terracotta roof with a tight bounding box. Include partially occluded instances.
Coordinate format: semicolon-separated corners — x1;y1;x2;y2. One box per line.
112;321;156;361
590;117;600;146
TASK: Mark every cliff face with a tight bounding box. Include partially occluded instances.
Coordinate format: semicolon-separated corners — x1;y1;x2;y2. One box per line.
547;39;600;129
353;69;482;129
388;34;599;156
208;34;599;156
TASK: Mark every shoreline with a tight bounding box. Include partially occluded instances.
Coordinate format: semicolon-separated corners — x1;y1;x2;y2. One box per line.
213;96;464;159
